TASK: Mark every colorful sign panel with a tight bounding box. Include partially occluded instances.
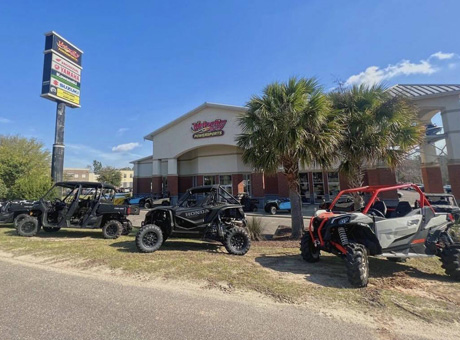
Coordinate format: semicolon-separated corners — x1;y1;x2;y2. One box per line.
41;32;83;108
191;119;227;139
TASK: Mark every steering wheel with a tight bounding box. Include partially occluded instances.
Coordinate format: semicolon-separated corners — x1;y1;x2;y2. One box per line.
367;208;385;218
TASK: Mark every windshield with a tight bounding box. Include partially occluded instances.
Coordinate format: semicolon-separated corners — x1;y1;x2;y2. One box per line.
42;184;79;204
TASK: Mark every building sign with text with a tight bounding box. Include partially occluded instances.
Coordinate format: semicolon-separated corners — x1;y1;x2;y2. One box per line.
41;32;83;108
191;119;227;139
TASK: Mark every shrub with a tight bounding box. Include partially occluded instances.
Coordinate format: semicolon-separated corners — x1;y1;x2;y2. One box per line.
247;216;264;241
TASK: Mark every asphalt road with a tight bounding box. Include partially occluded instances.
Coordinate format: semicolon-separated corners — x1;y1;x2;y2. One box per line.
0;257;376;340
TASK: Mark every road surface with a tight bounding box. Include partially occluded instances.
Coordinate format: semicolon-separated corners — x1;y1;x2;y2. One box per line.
0;256;375;340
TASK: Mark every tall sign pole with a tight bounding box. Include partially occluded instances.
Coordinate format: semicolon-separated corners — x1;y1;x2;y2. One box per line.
41;31;83;182
51;102;66;182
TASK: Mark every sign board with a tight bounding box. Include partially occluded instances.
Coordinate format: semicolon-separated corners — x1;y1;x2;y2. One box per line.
191;119;227;139
41;32;83;108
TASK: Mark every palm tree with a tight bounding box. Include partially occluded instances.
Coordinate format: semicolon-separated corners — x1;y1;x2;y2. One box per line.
329;84;423;192
237;77;342;239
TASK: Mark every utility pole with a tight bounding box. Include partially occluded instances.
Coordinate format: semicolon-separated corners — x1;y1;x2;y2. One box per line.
51;102;66;182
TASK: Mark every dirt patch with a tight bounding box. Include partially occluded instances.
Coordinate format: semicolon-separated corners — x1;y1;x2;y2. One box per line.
253;240;299;248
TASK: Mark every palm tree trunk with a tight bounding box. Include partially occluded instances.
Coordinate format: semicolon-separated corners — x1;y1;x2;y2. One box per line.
289;185;304;239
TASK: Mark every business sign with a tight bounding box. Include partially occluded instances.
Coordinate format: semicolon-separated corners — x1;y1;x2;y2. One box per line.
41;32;83;108
191;119;227;139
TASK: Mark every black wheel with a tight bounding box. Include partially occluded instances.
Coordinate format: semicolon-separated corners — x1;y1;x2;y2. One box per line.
387;257;406;263
440;245;460;280
345;243;369;287
161;200;169;206
287;209;291;214
16;217;40;237
224;226;251;255
300;232;320;262
270;206;277;215
43;227;61;233
144;201;152;209
121;220;133;235
102;220;123;239
135;224;163;253
14;214;30;229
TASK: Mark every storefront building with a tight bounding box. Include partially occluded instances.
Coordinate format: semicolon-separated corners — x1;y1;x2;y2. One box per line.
132;102;348;204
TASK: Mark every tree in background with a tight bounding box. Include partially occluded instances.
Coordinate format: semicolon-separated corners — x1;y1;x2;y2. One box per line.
92;160;103;174
98;166;122;187
329;85;423;190
0;136;52;199
237;78;342;239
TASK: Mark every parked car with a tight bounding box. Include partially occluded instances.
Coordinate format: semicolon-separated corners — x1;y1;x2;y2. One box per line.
264;198;291;215
424;193;460;222
319;195;354;212
444;185;452;194
135;185;250;255
126;194;170;209
14;181;139;238
301;183;458;287
237;193;259;212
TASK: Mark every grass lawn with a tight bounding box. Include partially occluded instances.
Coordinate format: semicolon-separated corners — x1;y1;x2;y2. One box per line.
0;223;459;325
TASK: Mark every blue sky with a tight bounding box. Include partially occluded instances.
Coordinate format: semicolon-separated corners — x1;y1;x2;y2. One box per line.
0;0;459;168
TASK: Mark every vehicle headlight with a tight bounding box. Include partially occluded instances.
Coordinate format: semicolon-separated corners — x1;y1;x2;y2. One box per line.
337;216;350;225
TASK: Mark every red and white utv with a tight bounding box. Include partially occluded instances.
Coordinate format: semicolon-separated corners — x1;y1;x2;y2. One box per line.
301;183;459;287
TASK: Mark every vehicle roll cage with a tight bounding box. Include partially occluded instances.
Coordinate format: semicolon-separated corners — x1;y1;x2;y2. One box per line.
328;183;433;214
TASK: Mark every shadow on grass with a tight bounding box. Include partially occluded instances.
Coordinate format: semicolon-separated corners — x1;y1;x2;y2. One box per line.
110;239;222;253
255;253;450;288
3;228;105;239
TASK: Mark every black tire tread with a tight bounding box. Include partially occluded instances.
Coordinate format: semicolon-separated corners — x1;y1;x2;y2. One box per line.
16;216;40;237
300;232;320;262
135;224;163;253
224;226;251;255
102;220;123;239
441;245;460;280
345;243;369;288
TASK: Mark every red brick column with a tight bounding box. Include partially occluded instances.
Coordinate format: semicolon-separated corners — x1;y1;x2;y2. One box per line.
133;177;138;194
152;176;162;194
421;166;444;193
167;175;179;197
373;167;398;199
232;174;243;196
136;178;152;194
448;164;460;200
251;172;265;197
277;173;289;197
197;175;203;186
366;169;379;186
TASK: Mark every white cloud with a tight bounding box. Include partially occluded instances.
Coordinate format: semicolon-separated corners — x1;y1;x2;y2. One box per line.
111;142;140;152
344;51;459;87
430;51;455;60
117;128;129;135
0;117;11;123
345;59;436;87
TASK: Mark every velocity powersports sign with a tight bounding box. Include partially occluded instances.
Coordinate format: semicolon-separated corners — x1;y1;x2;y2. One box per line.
41;32;83;108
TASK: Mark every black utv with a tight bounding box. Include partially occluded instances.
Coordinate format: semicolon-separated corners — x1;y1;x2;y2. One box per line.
15;181;139;239
136;185;251;255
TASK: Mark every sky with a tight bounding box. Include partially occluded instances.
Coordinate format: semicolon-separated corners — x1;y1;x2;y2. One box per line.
0;0;459;169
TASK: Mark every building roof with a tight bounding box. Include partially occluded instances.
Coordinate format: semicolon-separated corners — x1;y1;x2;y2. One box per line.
130;155;153;164
387;84;460;99
143;102;247;141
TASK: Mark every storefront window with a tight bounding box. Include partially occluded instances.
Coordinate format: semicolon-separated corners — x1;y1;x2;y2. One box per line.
204;176;216;185
299;173;310;203
243;174;252;196
312;172;325;203
219;175;232;192
327;172;340;198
